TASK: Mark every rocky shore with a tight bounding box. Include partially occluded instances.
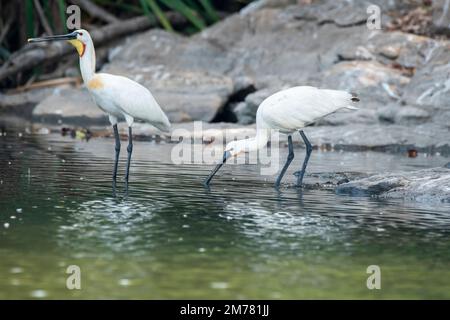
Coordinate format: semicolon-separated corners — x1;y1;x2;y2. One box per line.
0;0;449;202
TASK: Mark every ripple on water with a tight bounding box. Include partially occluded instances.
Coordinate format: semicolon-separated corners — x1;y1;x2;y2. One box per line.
0;131;450;299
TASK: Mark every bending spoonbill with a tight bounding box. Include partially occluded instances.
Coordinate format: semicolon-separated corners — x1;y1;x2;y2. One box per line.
28;30;171;193
204;86;359;187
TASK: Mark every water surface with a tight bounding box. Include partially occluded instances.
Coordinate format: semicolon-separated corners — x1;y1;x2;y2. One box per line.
1;126;449;299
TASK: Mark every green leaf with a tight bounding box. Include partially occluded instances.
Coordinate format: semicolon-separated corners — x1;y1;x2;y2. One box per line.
158;0;206;30
56;0;68;33
197;0;219;22
43;0;55;30
25;0;36;38
144;0;174;32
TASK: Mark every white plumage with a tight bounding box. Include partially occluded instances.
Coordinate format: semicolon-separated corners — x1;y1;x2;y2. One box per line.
88;73;171;131
260;86;357;133
29;29;171;193
204;86;359;187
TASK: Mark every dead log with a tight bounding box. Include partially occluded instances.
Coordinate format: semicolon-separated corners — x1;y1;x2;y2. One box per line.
0;13;186;85
69;0;120;24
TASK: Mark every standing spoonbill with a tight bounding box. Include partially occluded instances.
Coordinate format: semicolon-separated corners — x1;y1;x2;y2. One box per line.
204;86;359;188
28;30;171;193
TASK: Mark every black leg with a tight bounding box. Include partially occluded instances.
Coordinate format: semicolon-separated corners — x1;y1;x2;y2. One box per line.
275;135;294;188
112;124;120;195
125;126;133;191
294;130;312;187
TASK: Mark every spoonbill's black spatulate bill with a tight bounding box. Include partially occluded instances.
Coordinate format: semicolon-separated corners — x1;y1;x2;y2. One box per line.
29;30;171;195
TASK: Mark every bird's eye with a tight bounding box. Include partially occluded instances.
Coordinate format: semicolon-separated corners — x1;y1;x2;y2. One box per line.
78;32;83;36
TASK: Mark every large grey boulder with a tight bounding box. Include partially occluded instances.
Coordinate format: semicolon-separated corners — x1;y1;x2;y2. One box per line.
32;88;107;125
102;29;234;123
401;43;450;126
336;167;450;203
16;0;450;135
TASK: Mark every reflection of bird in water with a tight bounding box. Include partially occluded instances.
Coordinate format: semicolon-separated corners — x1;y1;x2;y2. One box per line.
29;29;171;195
205;86;359;188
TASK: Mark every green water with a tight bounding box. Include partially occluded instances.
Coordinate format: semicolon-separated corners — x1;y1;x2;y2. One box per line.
0;126;449;299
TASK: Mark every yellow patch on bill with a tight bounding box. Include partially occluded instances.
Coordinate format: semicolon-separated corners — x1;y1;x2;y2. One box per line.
68;39;86;57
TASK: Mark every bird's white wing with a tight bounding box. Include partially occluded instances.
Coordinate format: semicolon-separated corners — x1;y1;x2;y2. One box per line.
90;73;171;132
259;86;356;132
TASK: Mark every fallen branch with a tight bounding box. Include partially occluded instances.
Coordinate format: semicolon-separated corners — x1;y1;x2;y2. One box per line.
69;0;120;24
10;77;82;93
0;13;186;84
33;0;53;36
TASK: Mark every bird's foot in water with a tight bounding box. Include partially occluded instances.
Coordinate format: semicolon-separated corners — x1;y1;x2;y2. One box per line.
293;170;306;188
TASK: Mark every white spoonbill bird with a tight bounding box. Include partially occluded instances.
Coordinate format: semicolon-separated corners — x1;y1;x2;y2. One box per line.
204;86;359;188
28;30;171;193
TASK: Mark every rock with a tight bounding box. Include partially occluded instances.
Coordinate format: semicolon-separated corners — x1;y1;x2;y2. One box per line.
2;0;448;150
306;171;371;190
306;123;450;155
368;31;442;69
322;61;410;105
402;43;450;127
336;167;450;203
0;87;56;114
33;88;107;125
394;106;431;124
432;0;450;35
376;104;431;124
234;88;277;124
127;121;450;156
377;104;398;123
103;29;234;123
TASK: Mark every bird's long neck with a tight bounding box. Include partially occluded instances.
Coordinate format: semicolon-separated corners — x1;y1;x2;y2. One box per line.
240;120;270;152
79;41;96;83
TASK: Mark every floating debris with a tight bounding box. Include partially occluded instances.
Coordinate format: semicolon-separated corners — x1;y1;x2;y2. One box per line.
210;282;229;289
118;279;131;286
61;127;92;141
30;290;48;298
10;267;24;274
37;128;50;135
408;149;418;158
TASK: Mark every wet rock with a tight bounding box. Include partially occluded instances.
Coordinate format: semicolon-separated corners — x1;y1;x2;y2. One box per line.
306;171;371;190
0;88;56;114
336;167;450;203
128;121;450;156
32;88;107;125
3;0;448;150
